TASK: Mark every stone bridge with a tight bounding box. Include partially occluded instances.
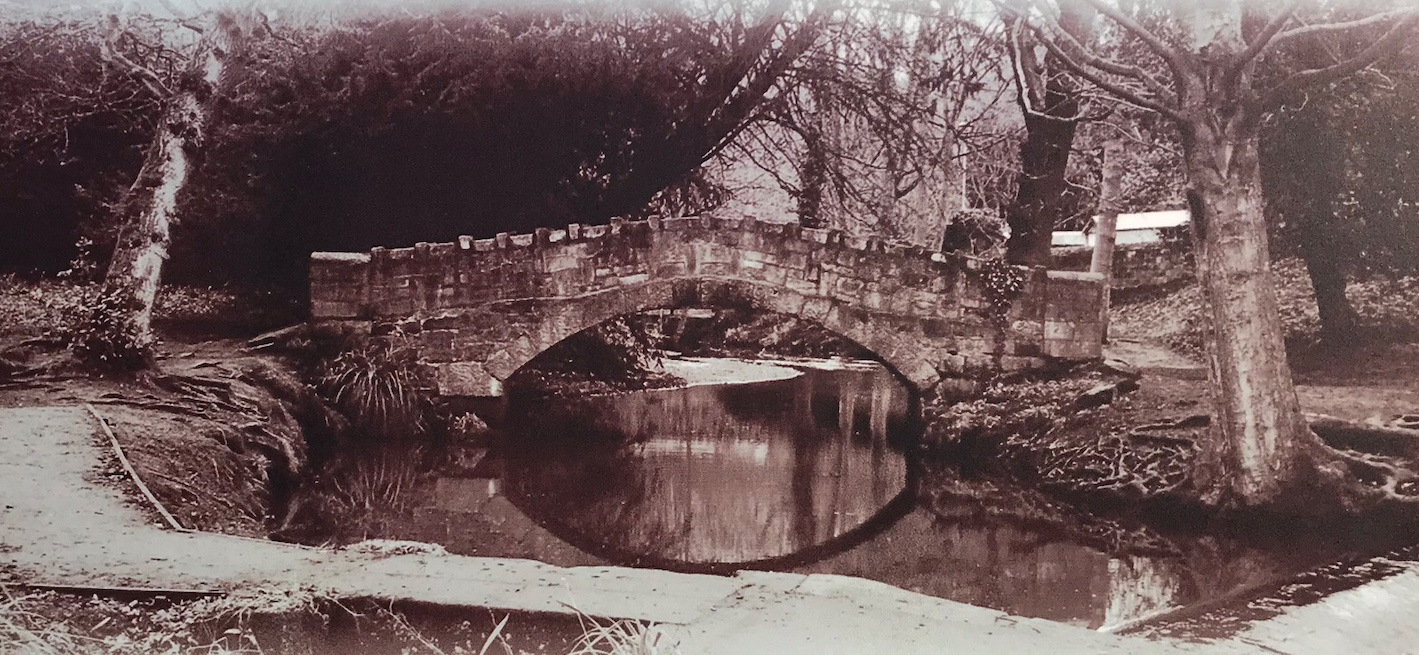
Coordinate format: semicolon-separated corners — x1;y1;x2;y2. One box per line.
309;216;1105;397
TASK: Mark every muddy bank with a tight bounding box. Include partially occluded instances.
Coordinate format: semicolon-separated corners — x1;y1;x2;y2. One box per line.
1;588;597;655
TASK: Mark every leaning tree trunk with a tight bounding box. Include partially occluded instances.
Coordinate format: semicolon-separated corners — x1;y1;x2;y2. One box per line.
101;95;204;349
1181;121;1321;507
88;15;239;367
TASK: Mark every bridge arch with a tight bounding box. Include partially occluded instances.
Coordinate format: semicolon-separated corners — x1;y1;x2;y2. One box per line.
310;215;1105;397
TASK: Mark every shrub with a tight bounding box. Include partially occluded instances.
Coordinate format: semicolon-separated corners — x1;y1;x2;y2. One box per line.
64;287;151;373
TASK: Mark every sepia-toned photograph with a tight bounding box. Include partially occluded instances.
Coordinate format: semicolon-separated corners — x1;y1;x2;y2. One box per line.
2;0;1417;652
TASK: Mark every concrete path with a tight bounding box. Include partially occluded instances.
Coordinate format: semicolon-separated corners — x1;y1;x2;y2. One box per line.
0;405;1412;654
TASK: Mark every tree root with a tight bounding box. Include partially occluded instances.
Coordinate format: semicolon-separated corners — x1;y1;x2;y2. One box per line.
1307;412;1419;457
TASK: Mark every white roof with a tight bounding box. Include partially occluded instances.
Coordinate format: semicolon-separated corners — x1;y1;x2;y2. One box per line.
1093;210;1190;232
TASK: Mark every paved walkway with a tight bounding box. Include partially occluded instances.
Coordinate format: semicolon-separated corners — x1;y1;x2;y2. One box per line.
2;406;1416;654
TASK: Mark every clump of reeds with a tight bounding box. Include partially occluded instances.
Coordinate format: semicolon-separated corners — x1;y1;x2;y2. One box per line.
319;334;427;440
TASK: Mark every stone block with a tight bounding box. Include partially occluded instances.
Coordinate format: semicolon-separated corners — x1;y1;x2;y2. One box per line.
999;355;1047;372
436;362;502;397
420;329;458;361
1045;338;1101;360
484;349;517;380
785;276;818;296
938;353;966;374
1011;319;1044;337
310;300;363;320
802;297;832;321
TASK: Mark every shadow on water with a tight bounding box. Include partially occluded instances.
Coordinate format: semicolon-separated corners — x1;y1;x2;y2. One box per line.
331;358;1402;631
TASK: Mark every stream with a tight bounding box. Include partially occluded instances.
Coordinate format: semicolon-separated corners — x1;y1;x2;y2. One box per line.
343;357;1384;631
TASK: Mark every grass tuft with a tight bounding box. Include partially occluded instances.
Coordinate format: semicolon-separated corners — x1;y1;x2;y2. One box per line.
318;334;427;440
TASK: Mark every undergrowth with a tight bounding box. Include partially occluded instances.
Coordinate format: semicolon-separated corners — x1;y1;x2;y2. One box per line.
1;586;681;655
1112;258;1419;354
0;277;297;340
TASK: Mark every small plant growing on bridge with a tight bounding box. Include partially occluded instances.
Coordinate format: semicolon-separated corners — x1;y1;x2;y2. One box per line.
980;258;1027;318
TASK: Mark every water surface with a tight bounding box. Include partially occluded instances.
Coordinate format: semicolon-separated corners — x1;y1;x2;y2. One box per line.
387;358;1357;629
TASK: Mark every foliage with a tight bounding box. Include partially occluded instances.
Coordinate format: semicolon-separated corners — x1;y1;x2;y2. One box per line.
732;0;1017;247
0;278;296;342
566;615;679;655
63;287;152;373
924;366;1194;512
924;373;1102;446
3;585;689;655
978;258;1027;317
328;445;424;515
648;308;871;359
0;585;320;655
178;4;821;285
318;334;428;440
0;11;174;274
1260;11;1419;278
510;316;675;398
1;4;822;287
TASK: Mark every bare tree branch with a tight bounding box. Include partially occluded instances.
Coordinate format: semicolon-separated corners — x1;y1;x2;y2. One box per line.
1270;7;1418;51
101;15;172;99
1259;12;1419;108
1074;0;1189;84
1034;8;1176;104
1023;19;1185;122
1233;0;1301;67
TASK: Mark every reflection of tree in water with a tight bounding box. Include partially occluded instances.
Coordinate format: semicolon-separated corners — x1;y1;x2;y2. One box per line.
911;464;1352;628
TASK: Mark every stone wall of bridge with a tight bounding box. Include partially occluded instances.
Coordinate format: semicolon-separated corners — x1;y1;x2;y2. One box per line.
310;216;1105;397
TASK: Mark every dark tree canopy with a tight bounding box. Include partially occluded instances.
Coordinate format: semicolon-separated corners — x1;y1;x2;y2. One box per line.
0;4;821;287
171;6;821;285
0;17;171;274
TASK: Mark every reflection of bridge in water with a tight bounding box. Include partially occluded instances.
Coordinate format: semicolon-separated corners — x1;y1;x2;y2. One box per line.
501;363;914;568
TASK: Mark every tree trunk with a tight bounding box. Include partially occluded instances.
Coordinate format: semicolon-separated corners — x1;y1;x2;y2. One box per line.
102;96;202;348
92;15;239;364
1181;123;1319;507
1300;228;1360;343
1004;100;1079;266
1002;0;1090;267
1091;135;1123;338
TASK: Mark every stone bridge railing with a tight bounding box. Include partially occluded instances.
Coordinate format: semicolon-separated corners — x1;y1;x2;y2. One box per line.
311;215;1105;397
